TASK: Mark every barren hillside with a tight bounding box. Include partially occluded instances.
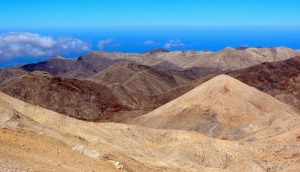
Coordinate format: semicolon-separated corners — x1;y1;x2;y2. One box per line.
0;91;299;171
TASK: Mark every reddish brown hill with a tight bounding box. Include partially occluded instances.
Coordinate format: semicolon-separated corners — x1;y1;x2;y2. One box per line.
0;71;130;121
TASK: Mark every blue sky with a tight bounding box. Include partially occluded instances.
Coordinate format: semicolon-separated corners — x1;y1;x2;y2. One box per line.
1;0;300;28
0;1;300;67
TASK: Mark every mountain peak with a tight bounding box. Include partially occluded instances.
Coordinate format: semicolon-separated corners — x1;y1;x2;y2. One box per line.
129;74;296;140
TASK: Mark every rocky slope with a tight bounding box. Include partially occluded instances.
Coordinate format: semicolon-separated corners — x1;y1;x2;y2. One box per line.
129;75;298;140
0;91;299;171
0;71;131;121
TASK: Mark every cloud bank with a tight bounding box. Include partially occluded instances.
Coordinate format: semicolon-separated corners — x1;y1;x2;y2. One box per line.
164;39;185;49
0;32;91;61
143;40;155;45
98;39;113;50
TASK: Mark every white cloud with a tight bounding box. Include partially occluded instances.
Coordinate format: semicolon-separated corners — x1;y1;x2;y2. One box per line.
143;40;155;45
112;43;121;47
164;39;185;49
98;38;113;50
0;32;91;61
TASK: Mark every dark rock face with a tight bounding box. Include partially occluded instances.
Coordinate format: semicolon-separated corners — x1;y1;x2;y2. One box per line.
21;57;76;75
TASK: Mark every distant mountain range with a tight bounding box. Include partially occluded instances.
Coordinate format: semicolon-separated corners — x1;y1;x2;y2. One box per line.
12;46;300;79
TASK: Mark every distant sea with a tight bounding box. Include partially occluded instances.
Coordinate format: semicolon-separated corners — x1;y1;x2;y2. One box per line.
1;26;300;67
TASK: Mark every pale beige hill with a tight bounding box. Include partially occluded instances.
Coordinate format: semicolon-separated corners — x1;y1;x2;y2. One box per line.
87;62;192;96
198;47;300;71
0;128;118;172
0;91;300;171
129;75;298;140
